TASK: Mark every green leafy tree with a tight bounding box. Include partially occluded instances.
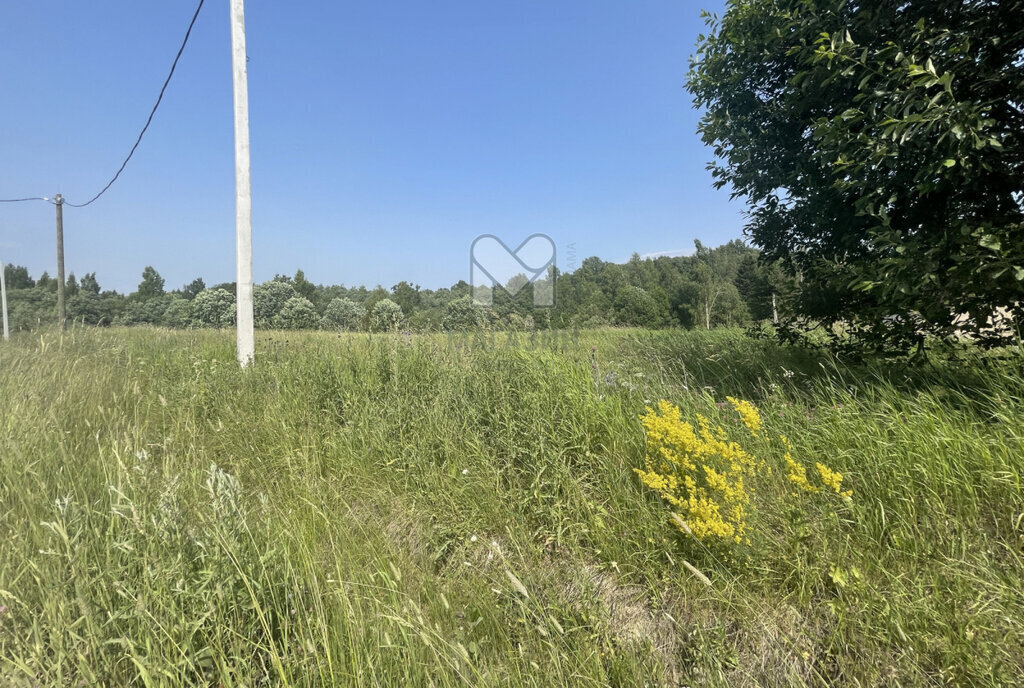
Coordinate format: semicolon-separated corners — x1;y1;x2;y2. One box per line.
370;298;404;332
322;297;366;331
162;298;192;328
254;280;297;327
688;0;1024;351
67;293;114;326
3;264;34;289
120;298;169;326
441;295;486;331
65;273;79;297
390;281;421;316
136;266;165;301
292;269;317;303
274;296;319;330
362;285;390;312
8;289;56;330
691;244;729;330
80;273;100;295
613;285;666;328
736;255;793;323
190;289;235;328
182;277;205;300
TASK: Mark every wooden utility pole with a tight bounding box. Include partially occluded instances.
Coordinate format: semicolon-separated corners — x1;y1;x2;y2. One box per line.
1;254;9;341
230;0;254;367
55;193;66;330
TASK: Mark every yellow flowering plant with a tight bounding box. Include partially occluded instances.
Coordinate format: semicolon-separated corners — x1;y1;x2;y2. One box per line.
635;398;852;547
634;400;759;543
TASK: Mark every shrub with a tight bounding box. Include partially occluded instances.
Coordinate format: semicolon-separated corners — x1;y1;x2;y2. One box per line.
322;297;365;331
162;297;193;328
274;296;319;330
190;289;236;328
254;281;297;327
370;298;404;332
441;295;485;331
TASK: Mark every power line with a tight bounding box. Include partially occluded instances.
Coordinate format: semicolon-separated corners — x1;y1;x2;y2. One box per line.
0;197;50;203
62;0;206;208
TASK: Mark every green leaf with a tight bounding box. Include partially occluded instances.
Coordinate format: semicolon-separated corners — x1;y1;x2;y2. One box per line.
978;235;1001;252
942;159;956;167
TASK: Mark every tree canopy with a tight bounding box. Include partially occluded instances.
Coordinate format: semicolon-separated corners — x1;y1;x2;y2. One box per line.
1;242;786;334
688;0;1024;352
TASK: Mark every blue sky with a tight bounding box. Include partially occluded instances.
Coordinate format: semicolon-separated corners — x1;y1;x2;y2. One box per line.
0;0;741;294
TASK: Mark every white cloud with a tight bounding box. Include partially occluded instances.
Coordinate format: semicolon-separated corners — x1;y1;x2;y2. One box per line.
637;248;694;260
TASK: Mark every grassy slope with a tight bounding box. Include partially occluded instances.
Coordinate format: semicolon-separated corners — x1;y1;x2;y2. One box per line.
0;327;1021;687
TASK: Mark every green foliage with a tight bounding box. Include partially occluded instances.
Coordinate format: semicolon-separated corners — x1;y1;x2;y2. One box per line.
613;285;664;327
273;296;319;330
3;264;34;290
162;297;192;329
6;288;56;330
0;241;790;335
67;293;114;326
688;0;1024;352
79;272;100;295
254;280;297;327
181;277;205;300
119;295;172;326
322;297;366;331
441;295;486;331
189;288;235;328
391;281;421;315
64;273;79;297
135;266;165;301
370;298;404;332
292;268;317;304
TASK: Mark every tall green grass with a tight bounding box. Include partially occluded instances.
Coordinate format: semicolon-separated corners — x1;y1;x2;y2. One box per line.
0;327;1021;686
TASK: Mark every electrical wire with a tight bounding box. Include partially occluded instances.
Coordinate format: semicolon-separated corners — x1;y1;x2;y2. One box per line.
0;197;50;203
61;0;206;208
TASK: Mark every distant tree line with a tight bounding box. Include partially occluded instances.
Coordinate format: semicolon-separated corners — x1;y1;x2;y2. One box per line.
2;240;791;332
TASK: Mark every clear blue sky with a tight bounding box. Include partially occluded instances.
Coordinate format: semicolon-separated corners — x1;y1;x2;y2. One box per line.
0;0;741;294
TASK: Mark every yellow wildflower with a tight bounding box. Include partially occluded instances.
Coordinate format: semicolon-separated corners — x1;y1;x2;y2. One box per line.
637;399;852;554
816;462;853;498
785;452;819;493
726;396;763;435
637;400;756;544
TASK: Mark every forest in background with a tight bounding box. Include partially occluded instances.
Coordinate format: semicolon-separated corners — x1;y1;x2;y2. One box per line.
2;239;790;333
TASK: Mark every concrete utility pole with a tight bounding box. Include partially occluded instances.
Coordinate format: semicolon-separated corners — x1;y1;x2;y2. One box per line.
55;193;66;330
230;0;255;367
1;254;9;341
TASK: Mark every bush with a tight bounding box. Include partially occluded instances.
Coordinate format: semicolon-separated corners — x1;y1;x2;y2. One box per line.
254;281;297;327
67;293;116;326
321;297;365;331
119;295;174;326
162;298;193;328
441;295;485;331
274;296;319;330
190;289;235;328
370;298;403;332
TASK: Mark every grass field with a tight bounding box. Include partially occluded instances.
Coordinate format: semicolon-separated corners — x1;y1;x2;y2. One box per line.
1;327;1022;687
